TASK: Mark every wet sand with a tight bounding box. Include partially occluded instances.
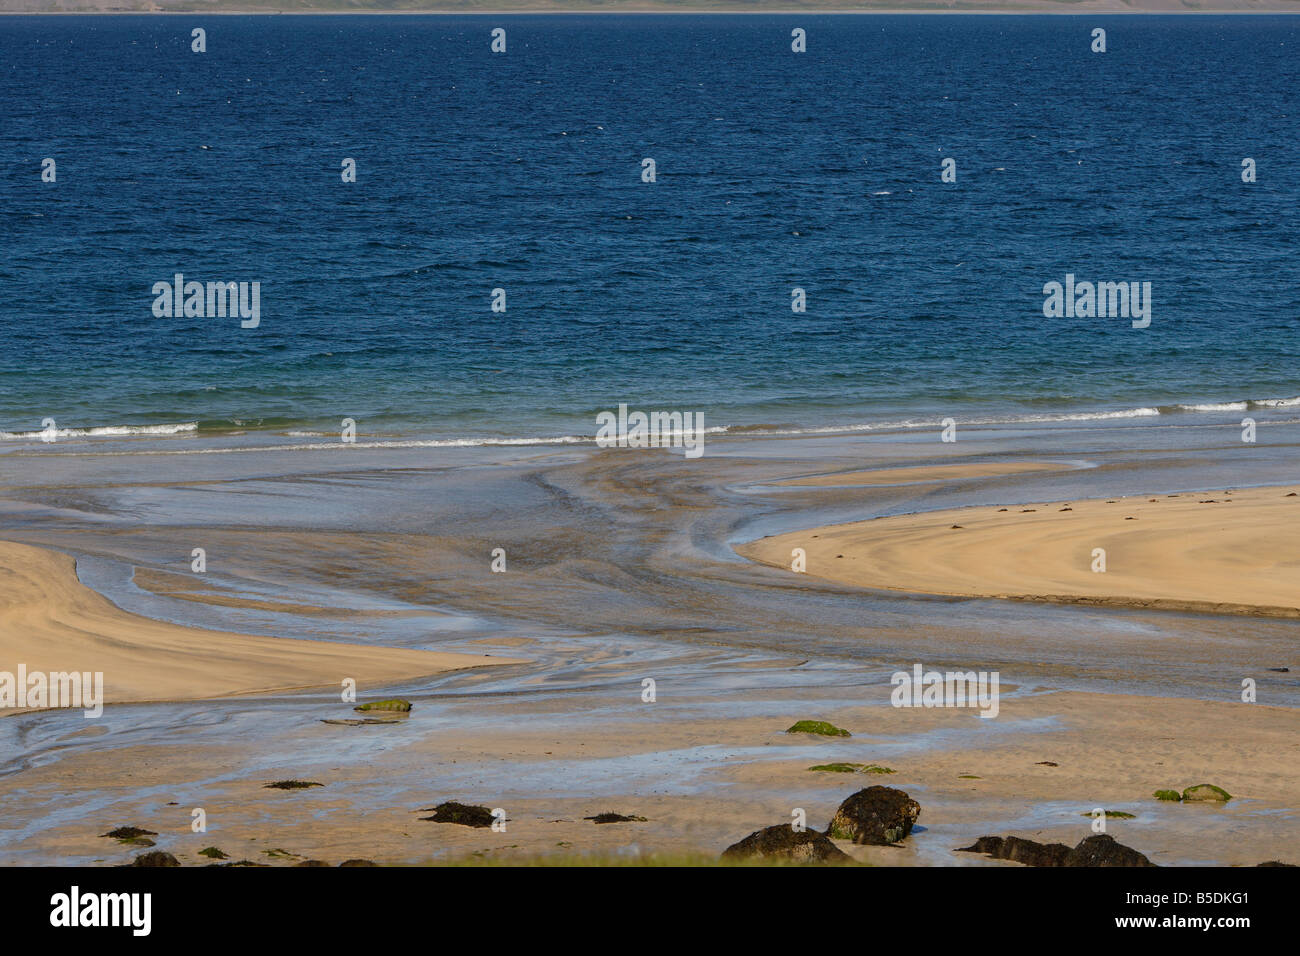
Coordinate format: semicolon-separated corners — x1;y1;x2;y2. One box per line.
6;685;1295;866
0;421;1296;865
775;460;1073;487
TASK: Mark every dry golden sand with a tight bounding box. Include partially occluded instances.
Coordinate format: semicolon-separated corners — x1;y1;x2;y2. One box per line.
0;540;521;713
741;483;1300;617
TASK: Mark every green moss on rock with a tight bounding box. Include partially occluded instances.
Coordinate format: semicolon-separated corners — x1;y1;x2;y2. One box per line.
1081;810;1136;819
1153;789;1182;802
1182;784;1232;802
785;720;850;737
354;698;411;713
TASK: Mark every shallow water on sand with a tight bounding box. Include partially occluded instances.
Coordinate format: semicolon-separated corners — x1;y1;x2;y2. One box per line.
0;418;1295;863
2;419;1298;704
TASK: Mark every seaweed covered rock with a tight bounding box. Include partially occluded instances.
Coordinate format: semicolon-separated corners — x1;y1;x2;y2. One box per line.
1181;784;1232;803
353;699;411;713
127;851;179;867
826;786;921;845
721;825;851;864
420;801;496;828
957;835;1071;867
785;720;850;737
1063;834;1155;867
101;826;157;847
584;813;647;824
958;833;1155;867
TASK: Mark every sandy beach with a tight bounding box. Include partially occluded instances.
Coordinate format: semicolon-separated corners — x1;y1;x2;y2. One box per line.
0;423;1296;866
5;681;1296;867
741;479;1300;617
0;540;517;712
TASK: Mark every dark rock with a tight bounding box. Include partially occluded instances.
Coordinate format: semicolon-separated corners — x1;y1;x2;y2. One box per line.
294;860;331;867
956;835;1070;866
584;813;648;824
338;859;378;867
958;833;1154;867
102;825;157;846
197;847;228;860
721;825;851;864
826;786;921;845
1258;861;1297;867
264;780;323;790
1063;834;1155;867
419;801;496;828
958;836;1007;855
127;851;179;867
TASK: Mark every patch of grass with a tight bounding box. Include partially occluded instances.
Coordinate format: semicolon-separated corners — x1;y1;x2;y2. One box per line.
785;720;850;737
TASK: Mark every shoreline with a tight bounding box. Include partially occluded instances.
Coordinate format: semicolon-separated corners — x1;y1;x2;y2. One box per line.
4;8;1300;15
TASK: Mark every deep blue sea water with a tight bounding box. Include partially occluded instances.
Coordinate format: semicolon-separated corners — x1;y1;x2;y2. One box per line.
2;14;1297;444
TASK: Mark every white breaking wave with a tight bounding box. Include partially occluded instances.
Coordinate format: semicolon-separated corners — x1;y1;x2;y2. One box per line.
1171;402;1249;412
1250;396;1300;408
0;422;199;440
6;392;1298;453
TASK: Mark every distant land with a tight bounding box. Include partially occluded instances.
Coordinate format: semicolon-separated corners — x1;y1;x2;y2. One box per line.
3;1;1298;16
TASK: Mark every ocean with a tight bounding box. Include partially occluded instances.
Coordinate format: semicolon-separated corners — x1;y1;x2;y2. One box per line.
1;13;1298;446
